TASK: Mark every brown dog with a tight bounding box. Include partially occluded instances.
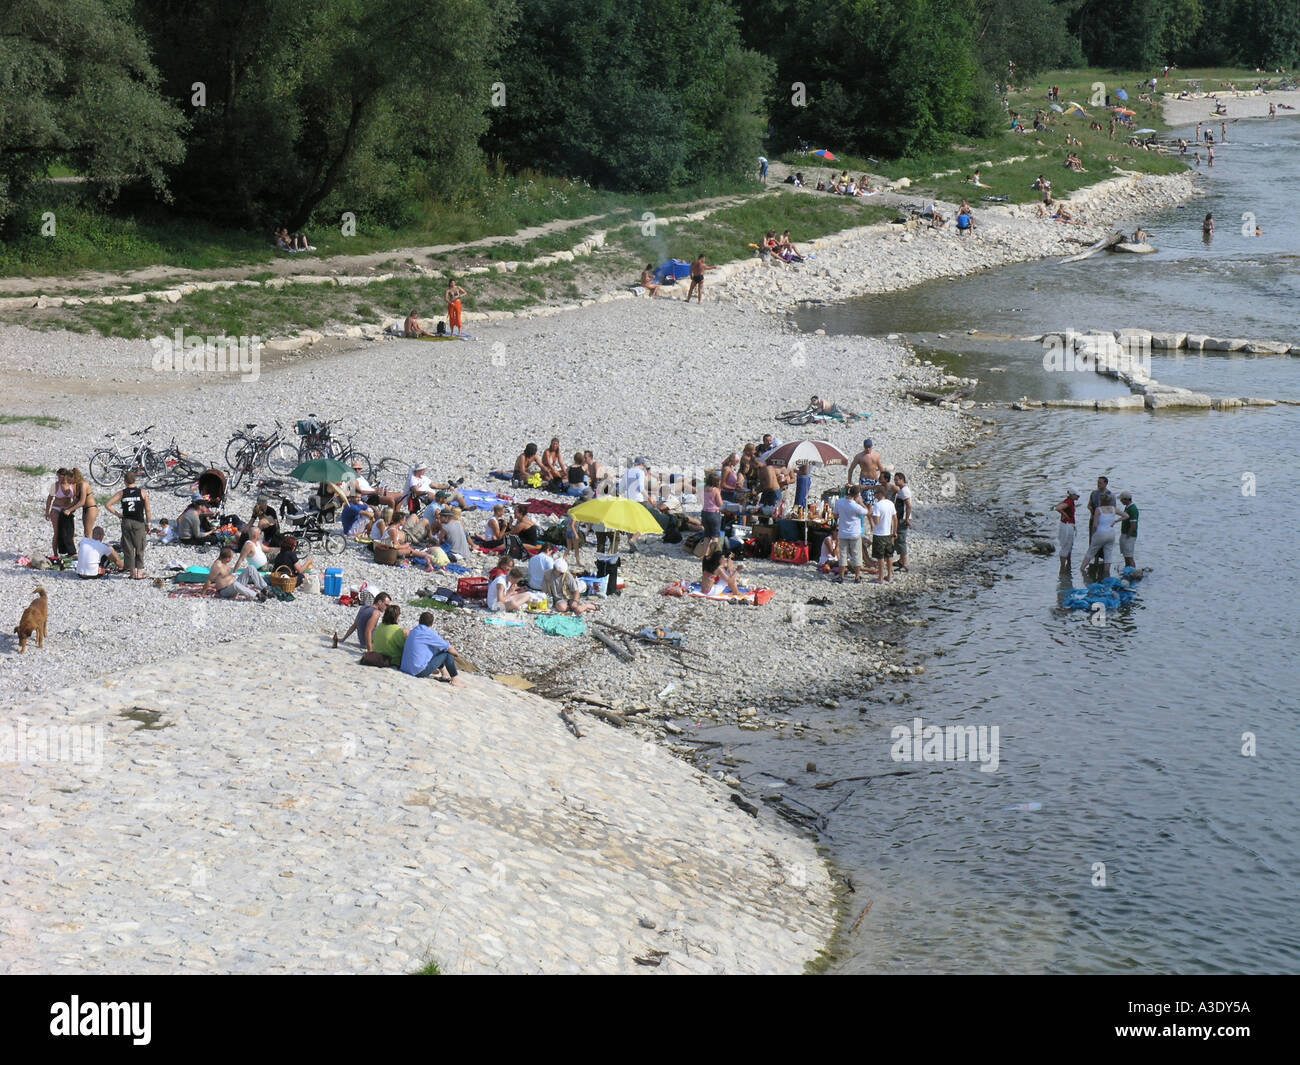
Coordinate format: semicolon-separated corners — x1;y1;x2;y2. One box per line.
15;587;48;653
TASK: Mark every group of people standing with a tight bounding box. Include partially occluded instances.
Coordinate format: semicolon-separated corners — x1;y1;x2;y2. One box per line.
1054;475;1139;580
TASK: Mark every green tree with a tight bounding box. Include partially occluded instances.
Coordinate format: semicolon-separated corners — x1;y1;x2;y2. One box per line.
137;0;512;229
0;0;185;225
974;0;1083;77
484;0;770;190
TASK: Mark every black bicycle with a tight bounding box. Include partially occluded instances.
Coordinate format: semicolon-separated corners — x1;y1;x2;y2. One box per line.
225;421;297;480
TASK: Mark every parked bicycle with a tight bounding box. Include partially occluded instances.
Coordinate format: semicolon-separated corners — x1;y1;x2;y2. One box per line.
224;421;297;480
88;425;163;486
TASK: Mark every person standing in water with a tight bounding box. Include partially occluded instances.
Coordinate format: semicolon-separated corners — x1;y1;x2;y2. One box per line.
1202;212;1214;236
1053;489;1080;575
445;277;467;336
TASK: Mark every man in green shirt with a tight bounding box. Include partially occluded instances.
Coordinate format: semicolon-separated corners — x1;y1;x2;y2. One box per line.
1119;492;1139;569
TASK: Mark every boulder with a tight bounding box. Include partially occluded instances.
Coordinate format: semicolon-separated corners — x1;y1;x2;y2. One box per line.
0;296;39;312
1242;340;1290;355
1211;397;1244;410
1185;334;1209;351
1145;391;1213;409
1149;332;1187;349
263;337;310;354
1096;394;1145;410
1202;337;1248;351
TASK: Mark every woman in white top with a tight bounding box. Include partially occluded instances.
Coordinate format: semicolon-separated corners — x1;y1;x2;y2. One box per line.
235;525;271;590
1081;492;1122;578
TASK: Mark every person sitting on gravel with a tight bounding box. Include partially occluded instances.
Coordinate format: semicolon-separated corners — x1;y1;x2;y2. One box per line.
400;612;464;686
248;497;283;547
487;565;532;612
370;604;409;667
204;547;265;601
819;529;840;573
76;525;121;579
700;550;743;597
505;504;540;557
778;230;805;262
342;591;392;651
639;265;661;297
475;504;510;550
404;309;436;338
545;556;599;615
339;491;375;538
511;443;543;486
233;524;273;593
956;207;975;235
271;534;314;581
177;498;217;545
435;507;472;562
539;437;566;490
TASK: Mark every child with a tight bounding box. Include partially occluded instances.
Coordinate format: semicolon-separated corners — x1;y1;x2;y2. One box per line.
819;530;840;574
152;518;177;544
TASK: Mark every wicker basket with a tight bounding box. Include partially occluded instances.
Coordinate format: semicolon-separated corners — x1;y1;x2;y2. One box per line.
270;566;299;594
373;544;400;566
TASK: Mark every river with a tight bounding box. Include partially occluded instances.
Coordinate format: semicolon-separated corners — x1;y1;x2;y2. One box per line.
698;116;1300;973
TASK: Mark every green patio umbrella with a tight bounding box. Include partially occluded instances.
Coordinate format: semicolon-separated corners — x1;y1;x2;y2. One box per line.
290;457;356;483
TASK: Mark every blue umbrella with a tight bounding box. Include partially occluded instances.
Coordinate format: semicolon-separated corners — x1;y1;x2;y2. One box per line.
1115;88;1129;101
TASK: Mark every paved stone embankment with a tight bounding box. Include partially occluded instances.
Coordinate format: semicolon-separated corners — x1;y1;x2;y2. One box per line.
0;634;835;974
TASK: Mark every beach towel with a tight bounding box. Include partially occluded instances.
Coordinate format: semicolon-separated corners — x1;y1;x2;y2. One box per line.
684;581;758;603
525;497;571;517
535;615;587;638
483;615;527;627
171;568;210;584
461;488;514;511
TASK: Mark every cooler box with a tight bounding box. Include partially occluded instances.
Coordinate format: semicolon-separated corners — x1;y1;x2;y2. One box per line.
579;574;609;598
323;568;344;596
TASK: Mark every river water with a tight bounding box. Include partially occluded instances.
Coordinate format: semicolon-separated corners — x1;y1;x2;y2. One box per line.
701;118;1300;973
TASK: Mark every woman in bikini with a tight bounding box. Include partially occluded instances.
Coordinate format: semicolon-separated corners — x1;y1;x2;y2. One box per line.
445;278;467;336
70;468;99;538
45;468;77;556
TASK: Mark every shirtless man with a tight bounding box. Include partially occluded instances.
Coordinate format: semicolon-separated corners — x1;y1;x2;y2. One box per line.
847;438;885;502
404;309;435;338
584;450;610;494
757;460;794;512
684;253;712;304
204;547;264;600
513;443;543;484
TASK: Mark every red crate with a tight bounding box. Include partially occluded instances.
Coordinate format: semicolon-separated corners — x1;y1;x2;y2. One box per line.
458;576;489;600
770;541;810;565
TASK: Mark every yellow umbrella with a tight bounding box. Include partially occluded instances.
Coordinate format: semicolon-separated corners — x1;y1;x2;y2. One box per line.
567;496;664;534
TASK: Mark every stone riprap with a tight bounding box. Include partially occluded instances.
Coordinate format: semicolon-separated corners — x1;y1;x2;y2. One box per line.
0;634;835;974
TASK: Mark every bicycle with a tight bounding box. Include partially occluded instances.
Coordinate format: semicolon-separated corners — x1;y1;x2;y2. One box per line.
776;406;818;426
88;425;162;486
224;421;297;479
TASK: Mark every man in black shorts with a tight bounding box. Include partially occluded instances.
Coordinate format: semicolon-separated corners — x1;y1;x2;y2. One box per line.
684;253;712;304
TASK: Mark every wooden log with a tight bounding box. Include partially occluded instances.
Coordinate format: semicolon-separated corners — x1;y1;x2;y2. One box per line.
907;385;975;405
576;705;627;727
1059;229;1124;263
592;630;635;662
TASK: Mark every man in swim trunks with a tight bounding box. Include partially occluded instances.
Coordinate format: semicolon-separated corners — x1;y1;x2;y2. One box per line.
847;438;884;503
404;309;434;338
446;278;467;336
757;459;793;512
684;254;711;304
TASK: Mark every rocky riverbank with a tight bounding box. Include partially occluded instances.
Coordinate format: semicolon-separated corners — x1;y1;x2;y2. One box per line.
0;634;835;974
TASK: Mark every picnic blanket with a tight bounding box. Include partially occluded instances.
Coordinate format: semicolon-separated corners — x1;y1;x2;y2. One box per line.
525;497;571;517
535;615;587;638
684;581;764;603
461;488;514;512
483;615;527;627
171;568;210;584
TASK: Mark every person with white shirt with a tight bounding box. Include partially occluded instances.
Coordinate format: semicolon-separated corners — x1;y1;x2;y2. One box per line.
76;526;121;579
833;485;870;583
488;566;532;612
620;456;650;551
1081;491;1122;579
528;544;559;590
892;471;913;572
869;492;898;583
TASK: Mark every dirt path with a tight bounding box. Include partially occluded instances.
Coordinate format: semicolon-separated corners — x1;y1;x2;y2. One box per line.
0;193;752;298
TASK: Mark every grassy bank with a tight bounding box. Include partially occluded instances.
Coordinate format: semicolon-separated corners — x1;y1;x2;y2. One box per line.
9;192;893;338
0;169;758;280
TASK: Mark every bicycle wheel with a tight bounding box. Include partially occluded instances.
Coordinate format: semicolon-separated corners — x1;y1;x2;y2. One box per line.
347;450;374;481
323;532;346;556
265;441;298;475
225;434;249;471
89;450;124;487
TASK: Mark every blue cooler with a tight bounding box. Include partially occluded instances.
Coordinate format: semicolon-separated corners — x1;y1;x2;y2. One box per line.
323;568;344;597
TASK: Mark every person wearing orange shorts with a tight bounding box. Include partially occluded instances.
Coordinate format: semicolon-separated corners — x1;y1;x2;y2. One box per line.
446;278;467;335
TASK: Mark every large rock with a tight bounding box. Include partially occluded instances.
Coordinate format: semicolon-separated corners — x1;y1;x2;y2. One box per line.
1097;394;1145;410
1211;396;1244;409
1145;391;1213;409
1185;334;1209;351
1202;337;1248;351
1242;340;1290;355
1149;332;1187;349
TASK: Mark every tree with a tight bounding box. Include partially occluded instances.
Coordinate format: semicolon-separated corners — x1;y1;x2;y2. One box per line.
483;0;770;190
0;0;185;225
973;0;1083;77
136;0;512;229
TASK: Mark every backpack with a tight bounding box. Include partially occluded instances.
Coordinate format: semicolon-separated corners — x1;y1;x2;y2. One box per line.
661;514;683;544
543;522;567;546
436;320;447;335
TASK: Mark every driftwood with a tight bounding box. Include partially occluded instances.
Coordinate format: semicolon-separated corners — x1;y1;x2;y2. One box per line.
592;630;636;662
592;618;708;659
849;899;875;934
559;710;583;739
575;704;627;727
1059;229;1124;263
907;385;975;405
